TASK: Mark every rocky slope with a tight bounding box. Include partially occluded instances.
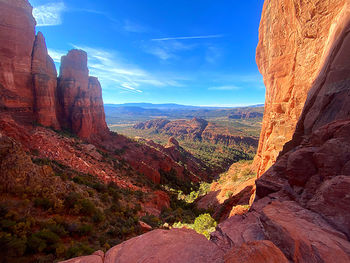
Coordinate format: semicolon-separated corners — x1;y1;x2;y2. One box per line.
255;0;348;175
64;0;350;262
134;118;258;147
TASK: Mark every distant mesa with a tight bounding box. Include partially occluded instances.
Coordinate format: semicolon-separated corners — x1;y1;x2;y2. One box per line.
134;118;259;147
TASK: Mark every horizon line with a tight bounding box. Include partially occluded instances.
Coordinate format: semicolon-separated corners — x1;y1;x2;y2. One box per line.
151;34;224;41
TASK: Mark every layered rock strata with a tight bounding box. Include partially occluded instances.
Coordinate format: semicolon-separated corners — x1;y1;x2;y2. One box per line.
0;0;36;124
255;0;348;175
57;50;109;141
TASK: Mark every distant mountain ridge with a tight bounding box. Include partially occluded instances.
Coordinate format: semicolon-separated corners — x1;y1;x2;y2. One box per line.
105;103;264;110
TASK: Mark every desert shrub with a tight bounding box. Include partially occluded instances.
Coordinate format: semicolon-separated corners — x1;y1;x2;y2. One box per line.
225;191;233;198
193;213;217;239
92;210;105;223
64;192;81;209
0;234;27;257
34;197;54;211
65;243;94;259
79;199;96;216
28;229;60;253
141;215;161;228
77;224;93;236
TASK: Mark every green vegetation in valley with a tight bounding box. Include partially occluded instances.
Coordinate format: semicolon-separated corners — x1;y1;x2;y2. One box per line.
172;213;217;239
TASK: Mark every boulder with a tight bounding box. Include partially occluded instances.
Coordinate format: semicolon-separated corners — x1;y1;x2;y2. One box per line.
224;240;288;263
104;228;224;263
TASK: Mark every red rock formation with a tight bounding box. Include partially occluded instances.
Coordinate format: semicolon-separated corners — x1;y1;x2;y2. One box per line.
32;32;60;129
57;50;109;141
103;228;224;263
255;0;348;176
224;240;288;263
57;1;350;262
0;0;36;124
196;161;256;222
211;4;350;261
134;118;258;147
104;134;211;184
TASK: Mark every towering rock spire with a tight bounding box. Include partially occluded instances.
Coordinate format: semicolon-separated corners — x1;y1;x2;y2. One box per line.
57;49;109;141
32;32;60;129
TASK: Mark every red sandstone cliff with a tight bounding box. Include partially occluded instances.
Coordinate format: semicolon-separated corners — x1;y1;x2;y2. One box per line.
255;0;348;175
0;0;36;124
32;32;60;129
63;1;350;262
57;50;109;141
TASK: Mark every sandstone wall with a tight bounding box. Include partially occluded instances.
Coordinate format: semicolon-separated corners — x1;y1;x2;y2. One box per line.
0;0;36;123
255;0;348;175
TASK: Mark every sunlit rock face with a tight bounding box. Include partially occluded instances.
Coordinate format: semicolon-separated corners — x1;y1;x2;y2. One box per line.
255;0;348;176
57;49;110;142
0;0;36;124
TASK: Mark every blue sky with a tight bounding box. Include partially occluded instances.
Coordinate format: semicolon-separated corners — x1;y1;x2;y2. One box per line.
30;0;265;106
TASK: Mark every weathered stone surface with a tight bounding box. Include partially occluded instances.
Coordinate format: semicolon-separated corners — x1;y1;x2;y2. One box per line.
0;0;36;124
255;0;348;176
104;228;224;263
307;176;350;238
196;161;256;222
224;240;288;263
57;50;109;141
211;211;265;251
261;201;350;262
59;255;103;263
32;32;60;129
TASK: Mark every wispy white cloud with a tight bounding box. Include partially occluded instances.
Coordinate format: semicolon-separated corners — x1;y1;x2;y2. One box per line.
144;40;195;60
151;34;224;41
48;49;66;63
51;45;185;94
208;85;241;91
121;83;142;93
123;20;148;33
206;46;222;64
33;2;66;27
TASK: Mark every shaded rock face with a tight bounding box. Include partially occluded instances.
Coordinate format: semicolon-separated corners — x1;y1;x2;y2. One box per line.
0;0;36;124
58;50;109;141
255;0;348;176
32;32;60;129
